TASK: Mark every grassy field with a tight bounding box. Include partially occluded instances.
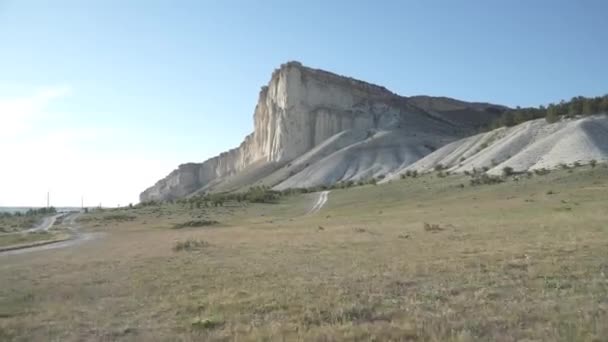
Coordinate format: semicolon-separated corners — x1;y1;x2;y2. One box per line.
0;215;39;233
0;214;70;250
1;166;607;341
0;231;71;250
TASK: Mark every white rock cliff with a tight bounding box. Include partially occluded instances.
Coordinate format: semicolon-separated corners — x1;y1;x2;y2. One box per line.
141;62;502;201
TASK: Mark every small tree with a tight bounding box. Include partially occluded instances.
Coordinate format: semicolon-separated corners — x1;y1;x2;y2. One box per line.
600;96;608;112
502;166;514;177
590;159;598;168
546;104;559;123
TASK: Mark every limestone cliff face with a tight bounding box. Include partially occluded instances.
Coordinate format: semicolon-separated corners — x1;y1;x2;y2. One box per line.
141;62;502;201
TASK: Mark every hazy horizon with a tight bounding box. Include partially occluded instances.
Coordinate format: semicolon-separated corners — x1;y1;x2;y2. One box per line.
1;0;607;206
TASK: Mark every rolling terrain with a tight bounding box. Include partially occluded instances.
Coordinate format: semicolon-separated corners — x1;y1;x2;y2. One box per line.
2;165;608;341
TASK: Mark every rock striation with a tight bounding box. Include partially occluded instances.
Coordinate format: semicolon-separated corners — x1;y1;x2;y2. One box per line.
141;62;503;201
384;114;608;180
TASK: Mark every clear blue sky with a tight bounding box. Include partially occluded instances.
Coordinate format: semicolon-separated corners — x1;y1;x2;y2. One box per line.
1;0;606;206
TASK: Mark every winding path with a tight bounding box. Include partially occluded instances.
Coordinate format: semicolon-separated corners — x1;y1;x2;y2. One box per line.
307;191;330;215
25;213;62;233
0;212;102;257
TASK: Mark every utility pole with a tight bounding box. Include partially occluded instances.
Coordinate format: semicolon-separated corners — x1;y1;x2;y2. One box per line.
81;196;84;209
47;191;50;208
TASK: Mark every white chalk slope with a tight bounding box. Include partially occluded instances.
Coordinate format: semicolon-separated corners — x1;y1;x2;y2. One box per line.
272;128;452;190
385;114;608;180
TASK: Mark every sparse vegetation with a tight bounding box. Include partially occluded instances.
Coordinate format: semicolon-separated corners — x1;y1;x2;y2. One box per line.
173;239;211;252
0;207;59;233
485;94;608;129
3;165;608;341
469;173;504;186
423;222;444;232
0;231;68;249
401;170;418;179
172;220;219;229
102;214;136;222
534;168;551;175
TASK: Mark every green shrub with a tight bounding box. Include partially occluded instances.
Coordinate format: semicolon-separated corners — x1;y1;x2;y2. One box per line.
173;239;210;252
102;214;136;221
534;168;550;175
172;220;219;229
246;186;281;203
502;166;514;177
423;223;444;232
470;173;504;186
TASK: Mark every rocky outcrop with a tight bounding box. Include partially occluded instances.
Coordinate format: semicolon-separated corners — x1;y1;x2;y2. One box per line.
141;62;503;201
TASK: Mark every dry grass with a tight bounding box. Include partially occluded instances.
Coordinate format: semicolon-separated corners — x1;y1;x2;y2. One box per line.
0;216;38;233
1;167;607;341
0;231;68;249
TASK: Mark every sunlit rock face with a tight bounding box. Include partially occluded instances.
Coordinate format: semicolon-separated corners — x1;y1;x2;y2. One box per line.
141;61;503;202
